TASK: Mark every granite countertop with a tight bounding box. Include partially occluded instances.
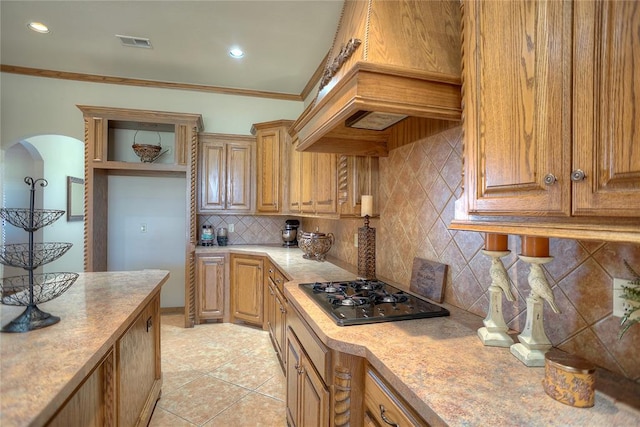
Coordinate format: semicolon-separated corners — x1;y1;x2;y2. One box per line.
198;245;640;426
0;269;169;427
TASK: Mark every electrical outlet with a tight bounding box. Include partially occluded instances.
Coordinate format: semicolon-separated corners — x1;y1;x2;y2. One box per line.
228;223;235;233
354;233;358;247
613;278;634;318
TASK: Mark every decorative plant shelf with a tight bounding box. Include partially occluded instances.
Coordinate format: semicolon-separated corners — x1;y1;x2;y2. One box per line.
0;177;78;333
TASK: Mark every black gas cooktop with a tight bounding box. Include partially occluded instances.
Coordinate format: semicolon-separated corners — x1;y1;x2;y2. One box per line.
299;279;449;326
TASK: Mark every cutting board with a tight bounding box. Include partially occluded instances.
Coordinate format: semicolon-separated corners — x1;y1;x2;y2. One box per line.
409;257;447;302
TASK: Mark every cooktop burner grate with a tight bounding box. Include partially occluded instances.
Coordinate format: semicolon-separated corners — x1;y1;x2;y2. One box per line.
299;279;449;326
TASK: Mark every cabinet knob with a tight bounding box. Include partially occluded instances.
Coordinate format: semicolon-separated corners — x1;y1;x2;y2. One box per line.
543;174;557;185
571;169;586;182
379;405;399;427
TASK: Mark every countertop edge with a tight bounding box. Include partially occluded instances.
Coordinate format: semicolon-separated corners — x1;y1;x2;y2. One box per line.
0;269;169;427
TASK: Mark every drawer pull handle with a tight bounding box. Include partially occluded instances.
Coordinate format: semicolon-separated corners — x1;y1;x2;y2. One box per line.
379;405;399;427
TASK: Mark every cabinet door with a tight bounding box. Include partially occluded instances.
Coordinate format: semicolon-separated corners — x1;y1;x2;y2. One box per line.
572;0;640;216
231;255;264;326
286;329;302;427
463;0;572;216
299;353;329;427
274;286;286;366
266;280;277;343
315;153;337;214
196;255;225;322
301;151;315;213
118;295;160;427
289;138;302;213
286;329;329;427
199;141;226;211
256;128;281;213
226;142;252;211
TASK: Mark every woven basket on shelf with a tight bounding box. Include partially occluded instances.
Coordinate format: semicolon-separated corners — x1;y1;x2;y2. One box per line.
131;130;162;162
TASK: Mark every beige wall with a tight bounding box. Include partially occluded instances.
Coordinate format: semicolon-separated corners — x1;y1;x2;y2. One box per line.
303;126;640;382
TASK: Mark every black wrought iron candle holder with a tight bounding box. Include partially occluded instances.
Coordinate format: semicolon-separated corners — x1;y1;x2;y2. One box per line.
357;215;376;280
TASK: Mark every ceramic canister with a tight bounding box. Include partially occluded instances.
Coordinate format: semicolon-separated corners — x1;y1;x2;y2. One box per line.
542;351;596;408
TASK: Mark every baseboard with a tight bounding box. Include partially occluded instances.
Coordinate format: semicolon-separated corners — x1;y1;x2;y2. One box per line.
160;307;184;315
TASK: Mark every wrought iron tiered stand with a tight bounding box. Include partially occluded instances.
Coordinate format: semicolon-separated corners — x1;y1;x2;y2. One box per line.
0;177;79;333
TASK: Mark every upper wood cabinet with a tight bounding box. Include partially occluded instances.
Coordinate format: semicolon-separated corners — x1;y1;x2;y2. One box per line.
338;155;379;217
572;0;640;217
299;151;337;215
198;133;253;213
453;0;640;243
289;137;303;212
252;120;294;214
290;139;378;217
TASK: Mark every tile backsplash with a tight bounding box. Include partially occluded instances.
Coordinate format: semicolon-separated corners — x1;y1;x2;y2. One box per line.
198;215;292;245
303;126;640;382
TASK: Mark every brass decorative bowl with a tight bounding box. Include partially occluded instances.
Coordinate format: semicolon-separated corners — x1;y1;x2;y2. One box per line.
298;229;334;261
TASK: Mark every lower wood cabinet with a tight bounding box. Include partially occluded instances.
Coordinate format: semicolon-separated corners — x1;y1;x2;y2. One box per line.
265;260;287;369
195;254;225;323
48;351;114;427
230;254;264;326
286;328;329;427
285;302;331;427
364;366;429;427
118;295;161;427
48;293;161;427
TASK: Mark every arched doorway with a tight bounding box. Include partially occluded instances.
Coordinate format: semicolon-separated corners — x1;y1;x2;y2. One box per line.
2;135;84;274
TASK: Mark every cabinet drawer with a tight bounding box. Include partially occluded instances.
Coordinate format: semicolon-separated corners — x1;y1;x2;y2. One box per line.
287;304;331;384
365;367;429;427
267;260;286;293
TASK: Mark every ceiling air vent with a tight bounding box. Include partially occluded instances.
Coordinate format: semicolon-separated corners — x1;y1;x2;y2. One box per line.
116;34;152;49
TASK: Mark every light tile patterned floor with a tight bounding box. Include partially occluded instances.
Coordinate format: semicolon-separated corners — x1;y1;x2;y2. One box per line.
149;315;286;426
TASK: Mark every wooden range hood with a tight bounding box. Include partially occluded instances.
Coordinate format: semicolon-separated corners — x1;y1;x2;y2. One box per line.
292;0;462;157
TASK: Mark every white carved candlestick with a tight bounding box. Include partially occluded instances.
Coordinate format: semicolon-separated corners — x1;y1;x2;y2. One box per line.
478;250;515;347
510;255;560;367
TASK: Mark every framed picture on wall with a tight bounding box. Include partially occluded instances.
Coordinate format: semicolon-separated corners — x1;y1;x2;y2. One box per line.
67;176;84;221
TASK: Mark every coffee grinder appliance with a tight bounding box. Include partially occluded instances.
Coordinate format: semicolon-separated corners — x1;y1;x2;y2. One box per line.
282;219;299;247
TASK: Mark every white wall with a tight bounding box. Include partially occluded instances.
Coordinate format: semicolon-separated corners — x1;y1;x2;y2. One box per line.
23;135;85;274
1;72;304;308
2;142;45;277
1;72;304;144
107;176;186;308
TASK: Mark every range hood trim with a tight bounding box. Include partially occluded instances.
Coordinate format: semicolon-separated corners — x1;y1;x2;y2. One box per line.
294;62;462;156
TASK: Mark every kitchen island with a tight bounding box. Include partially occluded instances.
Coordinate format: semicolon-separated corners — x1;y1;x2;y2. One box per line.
0;269;168;427
197;245;640;426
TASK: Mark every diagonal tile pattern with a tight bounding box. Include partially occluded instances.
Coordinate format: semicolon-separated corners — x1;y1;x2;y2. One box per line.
150;315;286;427
302;126;640;382
191;128;639;382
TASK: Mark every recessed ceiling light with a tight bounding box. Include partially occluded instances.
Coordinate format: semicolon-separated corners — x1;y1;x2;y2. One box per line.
28;21;50;34
229;47;244;59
